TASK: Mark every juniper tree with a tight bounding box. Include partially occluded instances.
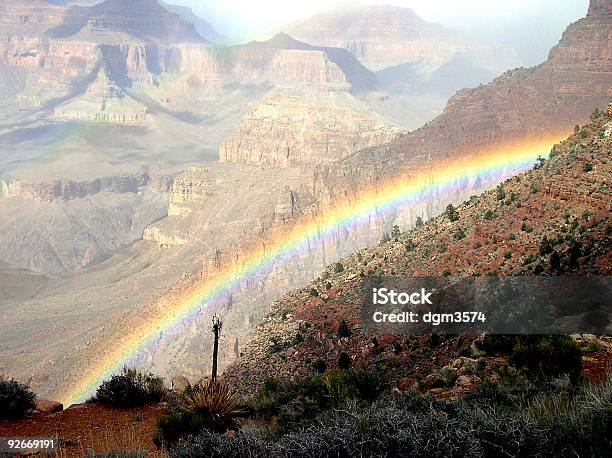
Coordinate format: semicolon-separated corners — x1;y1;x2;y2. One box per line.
445;204;459;222
391;225;401;240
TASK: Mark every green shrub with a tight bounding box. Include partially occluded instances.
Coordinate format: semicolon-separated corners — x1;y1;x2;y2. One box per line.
525;375;612;456
484;209;496;220
248;376;328;421
0;377;36;419
338;352;351;370
477;334;517;354
540;236;553;255
154;411;213;448
169;429;268;457
348;370;389;403
511;335;582;380
391;225;401;239
334;262;344;274
550;251;561;272
324;371;355;407
288;334;303;347
496;185;506;201
522;253;536;265
445;204;459;222
453;227;467;241
94;368;165;407
337;320;351;338
313;359;327;374
174;374;612;458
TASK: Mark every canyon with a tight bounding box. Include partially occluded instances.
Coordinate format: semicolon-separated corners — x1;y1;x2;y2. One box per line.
289;4;523;96
0;0;610;402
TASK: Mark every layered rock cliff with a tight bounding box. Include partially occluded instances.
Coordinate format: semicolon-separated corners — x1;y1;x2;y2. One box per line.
47;0;203;44
220;92;405;167
225;106;612;394
2;170;149;202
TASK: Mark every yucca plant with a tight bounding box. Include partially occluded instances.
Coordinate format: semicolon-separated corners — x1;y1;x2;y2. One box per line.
178;379;243;432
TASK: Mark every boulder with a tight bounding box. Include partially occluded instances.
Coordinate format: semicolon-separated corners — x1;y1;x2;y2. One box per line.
397;377;417;391
35;399;63;414
456;375;479;390
449;357;479;375
171;375;191;392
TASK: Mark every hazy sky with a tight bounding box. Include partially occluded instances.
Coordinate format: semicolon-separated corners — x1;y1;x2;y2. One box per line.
167;0;589;65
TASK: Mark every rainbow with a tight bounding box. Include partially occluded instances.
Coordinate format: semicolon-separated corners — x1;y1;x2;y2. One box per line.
60;134;566;405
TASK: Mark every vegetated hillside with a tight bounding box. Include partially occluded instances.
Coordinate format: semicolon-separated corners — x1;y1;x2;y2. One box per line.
225;105;612;394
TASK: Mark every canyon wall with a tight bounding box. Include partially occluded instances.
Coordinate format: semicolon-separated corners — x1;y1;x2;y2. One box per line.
2;170;149;202
220;92;405;167
0;189;168;275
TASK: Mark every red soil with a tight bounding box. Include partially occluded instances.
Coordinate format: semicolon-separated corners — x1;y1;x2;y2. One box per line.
0;403;168;457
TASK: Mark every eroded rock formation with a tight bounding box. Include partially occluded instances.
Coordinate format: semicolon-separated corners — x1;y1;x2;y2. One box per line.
220;92;405;167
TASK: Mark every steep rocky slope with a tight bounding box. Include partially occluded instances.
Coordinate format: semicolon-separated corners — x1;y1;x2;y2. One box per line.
141;17;612;392
224;106;612;394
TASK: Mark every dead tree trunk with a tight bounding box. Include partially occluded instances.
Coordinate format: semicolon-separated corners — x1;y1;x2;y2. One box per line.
211;315;222;382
